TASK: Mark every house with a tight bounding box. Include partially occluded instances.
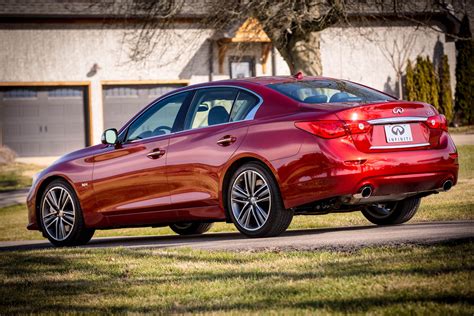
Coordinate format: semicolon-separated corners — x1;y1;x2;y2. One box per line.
0;0;466;160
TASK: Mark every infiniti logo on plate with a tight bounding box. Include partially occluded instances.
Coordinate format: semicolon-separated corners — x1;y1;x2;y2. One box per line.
391;125;405;135
393;107;404;114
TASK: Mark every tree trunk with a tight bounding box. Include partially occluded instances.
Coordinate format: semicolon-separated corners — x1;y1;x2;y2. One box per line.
276;31;323;76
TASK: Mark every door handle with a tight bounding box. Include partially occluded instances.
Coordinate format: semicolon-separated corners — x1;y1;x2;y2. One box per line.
216;135;237;146
147;148;166;159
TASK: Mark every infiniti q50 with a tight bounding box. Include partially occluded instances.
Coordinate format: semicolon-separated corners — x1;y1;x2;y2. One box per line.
27;75;459;246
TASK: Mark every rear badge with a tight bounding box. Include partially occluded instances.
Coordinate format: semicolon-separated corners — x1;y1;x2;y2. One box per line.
384;124;413;143
392;107;404;114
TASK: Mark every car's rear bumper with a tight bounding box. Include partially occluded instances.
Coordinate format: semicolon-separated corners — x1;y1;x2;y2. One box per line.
276;132;459;209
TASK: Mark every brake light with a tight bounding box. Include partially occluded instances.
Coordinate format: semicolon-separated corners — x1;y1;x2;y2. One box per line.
426;114;448;131
295;120;371;138
345;121;371;134
295;121;347;138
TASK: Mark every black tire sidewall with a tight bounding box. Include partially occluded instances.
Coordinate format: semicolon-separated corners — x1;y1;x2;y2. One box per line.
169;222;213;235
362;197;421;225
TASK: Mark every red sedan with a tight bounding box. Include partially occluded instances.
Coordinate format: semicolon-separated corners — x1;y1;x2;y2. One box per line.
27;75;459;246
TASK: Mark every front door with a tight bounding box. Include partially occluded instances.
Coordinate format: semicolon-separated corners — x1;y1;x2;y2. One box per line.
92;91;191;225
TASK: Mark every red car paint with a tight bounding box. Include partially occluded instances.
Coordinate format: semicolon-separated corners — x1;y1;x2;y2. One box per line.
27;76;458;231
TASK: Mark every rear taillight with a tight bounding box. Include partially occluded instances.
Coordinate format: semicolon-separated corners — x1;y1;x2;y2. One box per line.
345;121;372;135
295;121;346;138
295;120;371;139
426;114;448;131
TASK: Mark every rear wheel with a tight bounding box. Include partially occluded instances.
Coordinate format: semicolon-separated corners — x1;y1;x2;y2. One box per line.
362;197;421;225
228;162;293;237
39;180;95;247
169;222;213;235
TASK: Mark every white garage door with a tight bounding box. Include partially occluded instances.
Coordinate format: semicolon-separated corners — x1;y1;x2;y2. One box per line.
0;86;87;157
103;84;185;131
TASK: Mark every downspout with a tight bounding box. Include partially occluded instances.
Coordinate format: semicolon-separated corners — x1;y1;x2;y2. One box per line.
209;39;214;82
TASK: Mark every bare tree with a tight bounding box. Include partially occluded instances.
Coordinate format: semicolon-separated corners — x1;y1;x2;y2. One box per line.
89;0;471;76
378;31;418;98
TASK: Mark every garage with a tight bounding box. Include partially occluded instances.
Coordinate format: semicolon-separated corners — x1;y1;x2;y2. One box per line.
0;86;88;157
103;84;186;130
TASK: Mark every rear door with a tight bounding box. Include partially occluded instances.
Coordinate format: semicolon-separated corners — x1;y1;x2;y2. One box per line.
166;87;261;214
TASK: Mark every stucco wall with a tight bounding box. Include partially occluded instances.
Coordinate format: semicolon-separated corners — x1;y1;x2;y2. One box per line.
320;23;456;98
0;22;457;146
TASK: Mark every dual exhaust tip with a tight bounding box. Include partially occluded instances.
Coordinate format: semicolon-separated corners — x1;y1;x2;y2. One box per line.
353;185;373;199
442;180;453;192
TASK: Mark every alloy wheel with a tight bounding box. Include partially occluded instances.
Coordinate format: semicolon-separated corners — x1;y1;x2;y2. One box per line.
364;202;398;219
231;170;271;231
41;186;76;241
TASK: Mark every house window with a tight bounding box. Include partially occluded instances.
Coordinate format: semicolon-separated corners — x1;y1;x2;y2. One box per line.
48;88;83;97
229;56;255;79
104;87;139;97
3;88;37;98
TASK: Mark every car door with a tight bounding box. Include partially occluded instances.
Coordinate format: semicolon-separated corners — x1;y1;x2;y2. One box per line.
91;91;192;224
166;87;262;214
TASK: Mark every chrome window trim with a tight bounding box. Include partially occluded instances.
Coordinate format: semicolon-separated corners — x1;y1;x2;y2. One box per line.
118;85;263;143
367;117;428;125
370;142;430;150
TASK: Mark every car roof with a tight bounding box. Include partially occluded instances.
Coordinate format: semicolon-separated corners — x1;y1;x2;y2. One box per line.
234;75;336;85
207;75;336;86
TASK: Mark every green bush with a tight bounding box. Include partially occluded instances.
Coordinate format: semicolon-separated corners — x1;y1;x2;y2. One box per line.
455;15;474;125
438;55;454;122
405;59;416;101
409;56;440;111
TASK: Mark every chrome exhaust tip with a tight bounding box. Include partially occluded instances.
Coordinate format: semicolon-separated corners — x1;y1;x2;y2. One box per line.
442;180;453;192
353;185;373;199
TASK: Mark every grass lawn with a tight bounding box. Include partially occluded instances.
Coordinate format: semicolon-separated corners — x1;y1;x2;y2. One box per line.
1;146;472;241
450;125;474;134
0;242;472;314
0;162;43;192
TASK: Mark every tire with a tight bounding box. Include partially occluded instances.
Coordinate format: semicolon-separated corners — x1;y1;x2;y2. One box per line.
362;197;421;225
169;222;213;235
39;179;95;246
227;162;293;238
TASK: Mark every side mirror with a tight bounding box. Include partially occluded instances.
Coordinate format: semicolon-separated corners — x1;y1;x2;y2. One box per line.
101;128;118;145
197;104;209;112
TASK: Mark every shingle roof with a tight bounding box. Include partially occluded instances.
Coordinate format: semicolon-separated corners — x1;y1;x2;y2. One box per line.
0;0;207;18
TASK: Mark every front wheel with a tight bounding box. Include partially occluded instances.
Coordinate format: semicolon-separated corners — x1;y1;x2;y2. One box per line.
169;222;213;235
362;197;421;225
228;162;293;238
39;180;95;247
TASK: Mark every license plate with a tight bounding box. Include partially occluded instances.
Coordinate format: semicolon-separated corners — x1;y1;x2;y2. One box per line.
384;124;413;143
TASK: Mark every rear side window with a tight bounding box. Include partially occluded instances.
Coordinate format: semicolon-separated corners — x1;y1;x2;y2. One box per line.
230;91;260;122
185;88;238;130
268;80;394;104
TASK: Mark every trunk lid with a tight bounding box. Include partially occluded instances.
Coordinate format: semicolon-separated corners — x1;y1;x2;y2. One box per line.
306;101;443;152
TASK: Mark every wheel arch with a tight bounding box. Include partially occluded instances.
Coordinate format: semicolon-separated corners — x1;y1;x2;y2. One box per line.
220;154;282;222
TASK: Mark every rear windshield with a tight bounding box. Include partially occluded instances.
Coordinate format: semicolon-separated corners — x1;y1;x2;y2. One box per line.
268;80;395;104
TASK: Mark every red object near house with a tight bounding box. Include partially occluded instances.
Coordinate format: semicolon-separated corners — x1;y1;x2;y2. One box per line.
26;76;459;246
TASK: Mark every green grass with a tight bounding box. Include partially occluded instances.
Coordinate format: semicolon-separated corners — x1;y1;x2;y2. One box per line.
0;242;472;314
0;162;43;192
1;145;473;241
450;125;474;134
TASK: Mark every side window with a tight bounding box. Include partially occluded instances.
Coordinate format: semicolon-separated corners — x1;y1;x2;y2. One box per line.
185;88;238;130
230;91;260;122
126;92;189;142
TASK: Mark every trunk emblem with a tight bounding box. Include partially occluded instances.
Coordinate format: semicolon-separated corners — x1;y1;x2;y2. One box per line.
393;107;404;114
391;125;405;135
